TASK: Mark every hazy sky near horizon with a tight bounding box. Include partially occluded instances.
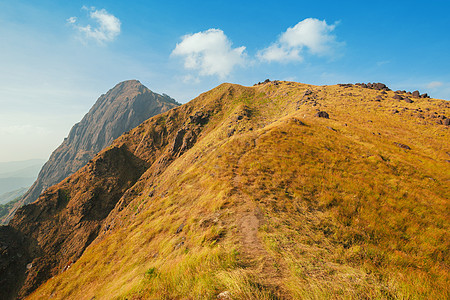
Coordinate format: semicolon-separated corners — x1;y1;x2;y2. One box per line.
1;0;449;162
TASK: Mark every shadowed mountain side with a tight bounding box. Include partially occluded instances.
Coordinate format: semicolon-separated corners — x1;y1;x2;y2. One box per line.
0;226;32;300
2;80;179;224
8;145;149;298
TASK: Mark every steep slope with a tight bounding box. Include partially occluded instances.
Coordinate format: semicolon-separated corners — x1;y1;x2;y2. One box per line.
2;80;179;224
2;81;449;299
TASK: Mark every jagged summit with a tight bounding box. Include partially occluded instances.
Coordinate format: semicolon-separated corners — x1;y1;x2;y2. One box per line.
2;80;179;224
1;81;448;299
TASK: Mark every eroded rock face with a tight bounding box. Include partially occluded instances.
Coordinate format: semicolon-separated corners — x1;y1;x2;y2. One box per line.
3;80;179;224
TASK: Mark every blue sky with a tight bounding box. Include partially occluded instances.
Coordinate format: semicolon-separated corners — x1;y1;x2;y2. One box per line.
1;0;449;162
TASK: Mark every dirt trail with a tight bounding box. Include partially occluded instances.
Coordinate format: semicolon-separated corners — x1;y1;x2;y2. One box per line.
231;145;289;298
237;203;289;299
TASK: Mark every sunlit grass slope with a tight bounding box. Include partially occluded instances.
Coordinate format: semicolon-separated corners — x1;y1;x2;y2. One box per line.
29;81;449;299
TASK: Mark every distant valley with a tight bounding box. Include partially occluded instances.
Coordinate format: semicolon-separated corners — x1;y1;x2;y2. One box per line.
0;159;45;202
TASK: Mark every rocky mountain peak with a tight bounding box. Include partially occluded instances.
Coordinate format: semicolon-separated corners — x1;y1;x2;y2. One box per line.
1;80;179;224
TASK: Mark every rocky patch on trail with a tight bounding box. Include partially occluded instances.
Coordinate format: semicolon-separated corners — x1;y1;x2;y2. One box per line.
296;90;319;108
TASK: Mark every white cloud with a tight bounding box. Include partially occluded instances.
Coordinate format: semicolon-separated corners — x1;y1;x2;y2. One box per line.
67;17;77;24
257;18;341;63
67;7;121;44
427;81;443;89
171;29;246;78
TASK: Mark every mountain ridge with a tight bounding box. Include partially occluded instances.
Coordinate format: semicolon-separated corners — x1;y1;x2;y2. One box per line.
1;81;449;299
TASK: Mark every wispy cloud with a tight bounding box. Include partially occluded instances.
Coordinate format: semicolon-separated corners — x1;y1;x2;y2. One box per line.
67;7;121;44
182;74;201;84
171;29;246;79
257;18;342;63
376;60;390;67
427;81;443;89
0;125;49;136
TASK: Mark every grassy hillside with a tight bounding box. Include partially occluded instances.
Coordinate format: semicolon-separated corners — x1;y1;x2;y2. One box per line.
27;81;449;299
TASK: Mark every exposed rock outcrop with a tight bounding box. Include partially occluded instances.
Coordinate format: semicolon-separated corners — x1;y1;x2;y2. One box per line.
355;82;391;91
315;111;330;118
394;142;411;150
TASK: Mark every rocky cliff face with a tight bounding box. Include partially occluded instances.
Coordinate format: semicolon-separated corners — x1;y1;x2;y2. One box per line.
2;80;179;224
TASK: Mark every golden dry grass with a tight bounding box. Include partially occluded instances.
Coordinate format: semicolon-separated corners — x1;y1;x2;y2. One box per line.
28;81;449;299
